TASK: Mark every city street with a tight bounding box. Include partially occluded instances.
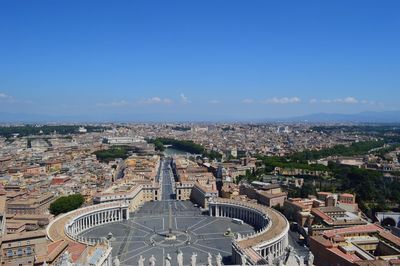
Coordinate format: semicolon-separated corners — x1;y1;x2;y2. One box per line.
160;158;175;200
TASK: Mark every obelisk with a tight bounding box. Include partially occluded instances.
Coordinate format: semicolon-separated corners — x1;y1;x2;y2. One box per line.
166;202;176;240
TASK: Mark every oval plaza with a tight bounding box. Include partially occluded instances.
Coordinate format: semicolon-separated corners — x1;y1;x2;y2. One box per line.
46;157;292;265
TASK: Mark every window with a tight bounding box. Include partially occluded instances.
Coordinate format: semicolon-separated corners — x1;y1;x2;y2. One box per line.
17;248;23;256
26;247;32;255
6;250;13;257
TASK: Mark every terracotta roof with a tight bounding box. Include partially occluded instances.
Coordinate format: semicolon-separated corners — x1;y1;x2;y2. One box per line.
1;229;46;242
0;195;6;213
68;241;87;262
323;224;380;238
258;191;287;199
35;239;69;264
340;193;354;197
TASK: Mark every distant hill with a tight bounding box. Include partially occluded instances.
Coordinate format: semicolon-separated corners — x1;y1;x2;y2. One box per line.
1;110;400;124
281;111;400;123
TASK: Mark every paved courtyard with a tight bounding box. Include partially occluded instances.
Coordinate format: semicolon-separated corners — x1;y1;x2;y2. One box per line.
80;201;255;265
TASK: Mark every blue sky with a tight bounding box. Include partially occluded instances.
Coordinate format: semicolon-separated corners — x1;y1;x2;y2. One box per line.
0;0;399;121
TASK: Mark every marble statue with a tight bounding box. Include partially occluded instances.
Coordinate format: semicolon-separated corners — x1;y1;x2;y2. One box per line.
138;255;145;266
241;254;247;266
113;256;120;266
177;250;184;266
295;255;303;266
216;253;222;266
165;253;172;266
268;254;273;265
61;251;73;266
307;251;314;266
149;255;156;266
190;252;197;266
207;252;213;266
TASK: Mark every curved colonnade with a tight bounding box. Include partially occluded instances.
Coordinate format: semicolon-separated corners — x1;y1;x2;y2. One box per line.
47;202;129;245
209;198;289;265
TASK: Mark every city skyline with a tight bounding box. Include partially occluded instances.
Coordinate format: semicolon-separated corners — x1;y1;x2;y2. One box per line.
1;0;400;121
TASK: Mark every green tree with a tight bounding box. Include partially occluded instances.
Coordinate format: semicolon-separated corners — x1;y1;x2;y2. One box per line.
49;194;85;216
153;139;165;151
300;183;316;198
94;146;130;162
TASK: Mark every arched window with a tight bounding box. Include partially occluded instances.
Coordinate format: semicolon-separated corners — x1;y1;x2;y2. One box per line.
17;248;23;256
7;250;13;257
26;246;32;255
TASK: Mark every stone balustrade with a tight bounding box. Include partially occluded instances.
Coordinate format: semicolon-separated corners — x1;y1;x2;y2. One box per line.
208;198;289;265
47;202;129;245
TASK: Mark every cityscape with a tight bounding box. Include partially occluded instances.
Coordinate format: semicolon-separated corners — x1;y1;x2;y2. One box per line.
0;124;400;265
1;1;400;266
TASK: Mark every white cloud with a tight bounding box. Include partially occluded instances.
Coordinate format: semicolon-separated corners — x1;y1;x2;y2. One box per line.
309;98;318;104
180;93;191;104
0;92;12;99
320;96;364;104
264;97;301;104
97;100;129;107
164;98;172;104
242;99;255;104
0;92;29;104
361;99;374;105
141;97;172;104
339;96;358;104
208;100;221;104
